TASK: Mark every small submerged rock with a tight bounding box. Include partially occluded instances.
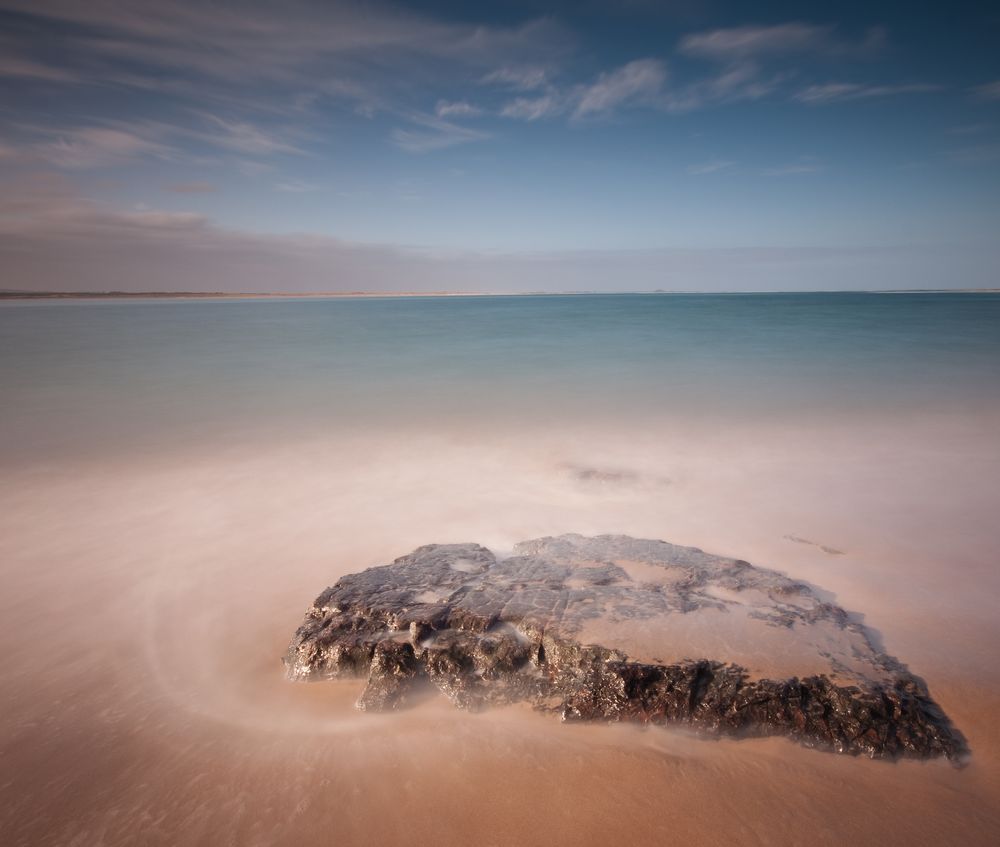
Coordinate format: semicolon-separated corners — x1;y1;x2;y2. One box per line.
284;534;965;761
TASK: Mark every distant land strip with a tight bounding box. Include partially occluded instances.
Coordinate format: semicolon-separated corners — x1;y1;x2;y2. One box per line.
0;290;488;299
1;289;998;300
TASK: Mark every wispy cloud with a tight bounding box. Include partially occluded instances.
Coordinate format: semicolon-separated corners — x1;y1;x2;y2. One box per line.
497;59;670;122
662;63;784;112
0;1;570;112
972;80;1000;100
500;94;562;121
31;127;177;169
687;160;735;175
391;114;490;153
0;54;78;82
947;124;987;136
671;22;894;114
573;59;667;119
192;116;307;155
948;144;1000;165
13;114;309;171
762;160;824;176
435;100;483;118
679;23;884;60
496;51;784;122
794;82;942;104
481;66;550;91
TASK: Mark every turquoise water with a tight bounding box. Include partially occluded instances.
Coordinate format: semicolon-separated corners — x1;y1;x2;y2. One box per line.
2;292;999;461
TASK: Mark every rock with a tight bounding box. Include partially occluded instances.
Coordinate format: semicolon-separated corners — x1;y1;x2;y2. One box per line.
284;534;966;761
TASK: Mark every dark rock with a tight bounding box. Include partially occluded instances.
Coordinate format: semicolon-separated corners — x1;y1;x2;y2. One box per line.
285;534;966;761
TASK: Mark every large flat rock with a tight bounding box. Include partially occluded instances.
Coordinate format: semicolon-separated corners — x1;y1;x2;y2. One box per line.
284;534;965;760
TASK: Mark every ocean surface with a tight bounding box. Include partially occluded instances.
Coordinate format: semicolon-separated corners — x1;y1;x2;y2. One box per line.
2;293;999;846
3;292;1000;459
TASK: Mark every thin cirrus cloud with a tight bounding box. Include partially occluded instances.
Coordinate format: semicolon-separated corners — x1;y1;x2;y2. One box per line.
972;81;1000;100
0;1;956;164
481;66;550;91
496;59;667;122
30;127;178;169
193;115;307;156
0;0;571;105
0;0;573;159
573;59;667;118
0;54;79;82
500;94;562;121
434;100;483;118
660;62;783;113
686;160;735;175
390;113;491;153
794;82;942;104
678;22;885;60
12;115;309;171
671;23;891;114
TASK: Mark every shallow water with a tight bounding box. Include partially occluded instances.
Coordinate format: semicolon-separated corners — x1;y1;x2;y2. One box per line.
1;294;999;845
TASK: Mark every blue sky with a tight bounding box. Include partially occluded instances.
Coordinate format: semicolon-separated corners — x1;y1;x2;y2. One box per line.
1;0;998;291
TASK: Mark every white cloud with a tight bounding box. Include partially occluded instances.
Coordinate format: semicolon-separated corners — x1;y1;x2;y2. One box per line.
662;63;784;113
573;59;667;119
500;95;562;121
671;22;891;113
391;114;490;153
481;66;549;91
32;127;177;169
794;82;942;104
679;23;884;60
435;100;483;118
194;115;307;155
0;1;570;115
497;59;672;123
497;54;784;122
16;115;308;170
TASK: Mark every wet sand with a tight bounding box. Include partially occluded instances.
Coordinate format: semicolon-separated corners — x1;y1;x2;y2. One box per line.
2;416;999;845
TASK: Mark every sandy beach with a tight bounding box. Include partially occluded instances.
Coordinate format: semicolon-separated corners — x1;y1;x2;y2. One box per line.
3;413;998;845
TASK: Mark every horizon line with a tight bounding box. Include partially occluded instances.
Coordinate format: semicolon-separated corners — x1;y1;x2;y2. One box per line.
2;288;999;300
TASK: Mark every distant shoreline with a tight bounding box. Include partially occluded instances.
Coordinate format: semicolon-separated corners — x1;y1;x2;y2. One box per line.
1;288;998;301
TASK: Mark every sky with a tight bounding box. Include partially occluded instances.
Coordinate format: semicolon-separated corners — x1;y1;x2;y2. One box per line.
1;0;998;293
